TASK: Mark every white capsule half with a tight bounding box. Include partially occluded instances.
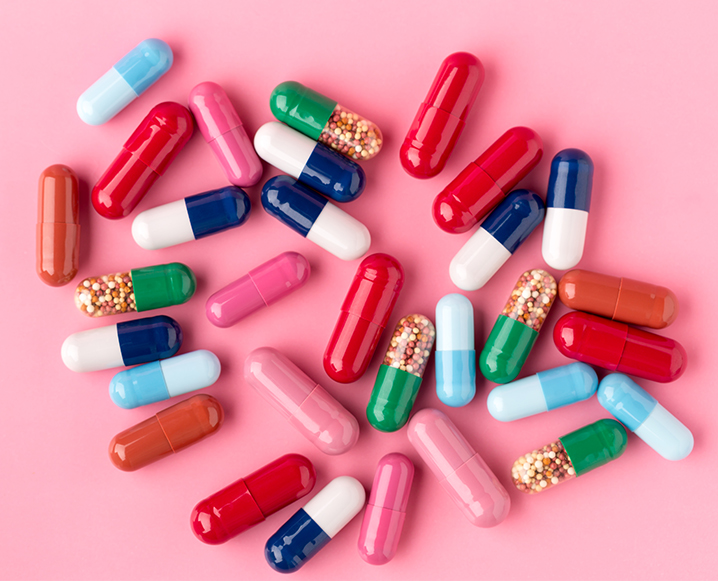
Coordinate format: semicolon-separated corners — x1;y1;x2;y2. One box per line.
449;228;512;291
254;121;314;179
307;203;371;261
303;476;366;538
61;325;123;373
132;199;195;250
541;207;588;271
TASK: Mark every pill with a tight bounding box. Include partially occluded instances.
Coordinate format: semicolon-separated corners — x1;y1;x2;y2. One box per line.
132;186;251;250
270;81;382;160
265;476;366;573
450;190;545;291
541;149;594;270
191;454;316;544
400;52;484;179
74;262;196;318
188;81;263;187
433;127;543;234
244;347;359;455
77;39;173;125
480;269;558;384
407;408;510;527
487;362;598;422
357;453;414;565
92;102;193;219
206;252;310;328
435;293;476;407
558;269;678;329
254;122;366;203
109;394;223;471
511;419;627;494
109;350;221;409
61;315;182;373
36;164;80;286
553;311;687;383
366;314;436;432
324;254;404;383
598;373;693;460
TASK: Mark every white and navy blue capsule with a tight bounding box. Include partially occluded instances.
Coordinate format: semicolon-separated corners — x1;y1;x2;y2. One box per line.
109;350;221;409
487;362;598;422
262;176;371;261
598;373;693;460
254;122;366;203
450;190;545;291
265;476;365;573
61;315;182;373
542;149;593;270
77;39;173;125
131;186;251;250
435;294;476;407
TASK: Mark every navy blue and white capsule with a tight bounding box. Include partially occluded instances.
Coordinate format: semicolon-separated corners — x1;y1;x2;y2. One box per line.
598;373;693;461
265;476;365;573
435;293;476;407
77;38;173;125
109;350;221;409
254;122;366;203
131;186;251;250
450;189;545;291
262;176;371;261
61;315;183;373
542;149;593;270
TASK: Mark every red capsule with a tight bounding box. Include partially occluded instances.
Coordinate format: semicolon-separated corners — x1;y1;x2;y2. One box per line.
324;254;404;383
432;127;543;234
92;102;194;219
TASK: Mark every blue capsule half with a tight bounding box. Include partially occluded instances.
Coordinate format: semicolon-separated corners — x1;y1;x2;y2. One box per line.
265;508;330;573
546;149;593;212
118;316;183;366
482;189;545;253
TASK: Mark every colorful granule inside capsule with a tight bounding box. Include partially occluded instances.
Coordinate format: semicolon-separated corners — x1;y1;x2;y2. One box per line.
320;105;383;160
511;440;576;493
383;314;435;377
501;269;557;332
75;272;137;317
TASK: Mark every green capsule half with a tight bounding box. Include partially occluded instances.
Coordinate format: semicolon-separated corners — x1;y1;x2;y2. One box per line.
270;81;336;141
132;262;196;312
560;418;628;477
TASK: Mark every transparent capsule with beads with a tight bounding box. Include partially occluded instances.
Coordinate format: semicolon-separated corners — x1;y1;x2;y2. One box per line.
270;81;383;160
75;262;196;317
511;419;627;494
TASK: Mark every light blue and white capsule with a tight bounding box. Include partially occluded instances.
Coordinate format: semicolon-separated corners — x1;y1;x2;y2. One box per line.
265;476;365;573
77;39;173;125
598;373;693;461
435;294;476;407
109;350;221;409
487;362;598;422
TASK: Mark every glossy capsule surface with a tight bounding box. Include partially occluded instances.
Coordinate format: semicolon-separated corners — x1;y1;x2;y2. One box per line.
435;294;476;407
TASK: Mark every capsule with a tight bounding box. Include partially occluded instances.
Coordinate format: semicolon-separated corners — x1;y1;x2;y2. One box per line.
132;186;251;250
598;374;693;460
511;419;627;493
487;362;598;422
206;252;310;328
270;81;382;160
480;269;558;384
433;127;543;234
558;269;679;329
450;191;545;291
265;476;366;573
191;454;316;544
244;347;359;455
77;39;173;125
92;102;193;219
109;394;223;471
407;408;510;527
357;453;414;565
261;176;371;261
366;315;436;432
61;315;182;372
541;149;593;270
74;262;196;317
553;311;687;383
36;164;80;286
400;52;484;179
324;254;404;383
435;294;476;407
254;122;366;203
109;350;221;409
188;81;263;187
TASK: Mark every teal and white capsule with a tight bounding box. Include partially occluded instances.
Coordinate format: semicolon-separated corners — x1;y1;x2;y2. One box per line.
435;294;476;407
598;373;693;461
487;362;598;422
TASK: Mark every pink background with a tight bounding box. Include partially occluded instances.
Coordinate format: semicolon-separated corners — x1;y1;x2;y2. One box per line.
1;1;717;579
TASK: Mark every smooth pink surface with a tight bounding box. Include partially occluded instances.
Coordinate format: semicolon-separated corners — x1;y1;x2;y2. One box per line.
2;2;718;579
